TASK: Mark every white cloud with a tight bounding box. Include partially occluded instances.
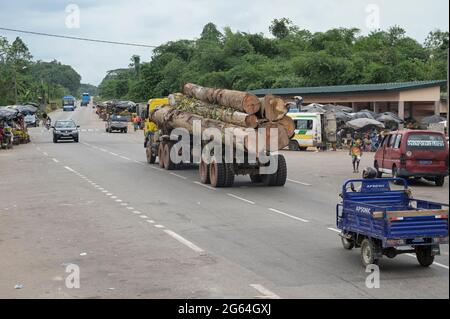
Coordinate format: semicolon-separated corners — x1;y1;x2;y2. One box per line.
0;0;448;85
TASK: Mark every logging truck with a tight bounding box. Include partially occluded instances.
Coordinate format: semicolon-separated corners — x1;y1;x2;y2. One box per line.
143;85;292;188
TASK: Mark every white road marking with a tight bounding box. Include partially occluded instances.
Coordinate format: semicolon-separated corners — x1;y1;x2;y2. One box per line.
193;181;217;191
406;253;449;270
154;224;165;228
170;172;187;180
52;158;59;163
126;207;134;210
250;284;281;299
120;156;131;161
102;190;108;193
64;166;75;172
163;229;205;253
42;152;48;156
110;152;118;156
106;193;112;196
120;203;128;206
140;215;148;219
268;208;309;223
133;211;141;214
287;179;312;186
227;193;255;205
327;227;341;233
100;148;107;152
147;220;155;224
115;199;122;202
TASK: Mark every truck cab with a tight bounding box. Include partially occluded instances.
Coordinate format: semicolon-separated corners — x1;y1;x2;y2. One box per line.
62;96;76;111
81;93;90;106
143;98;169;144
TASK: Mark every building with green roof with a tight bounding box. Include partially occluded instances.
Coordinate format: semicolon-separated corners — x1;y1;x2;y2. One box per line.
249;80;448;124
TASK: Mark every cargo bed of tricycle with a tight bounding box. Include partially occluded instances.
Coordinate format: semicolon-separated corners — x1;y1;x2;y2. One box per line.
336;178;449;267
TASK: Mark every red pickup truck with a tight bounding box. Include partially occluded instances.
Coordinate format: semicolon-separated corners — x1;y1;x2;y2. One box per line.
374;130;449;186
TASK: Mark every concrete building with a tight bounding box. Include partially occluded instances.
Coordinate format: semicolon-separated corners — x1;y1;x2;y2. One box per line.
250;80;448;122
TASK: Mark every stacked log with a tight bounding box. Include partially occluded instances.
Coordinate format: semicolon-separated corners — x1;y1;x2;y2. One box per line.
151;83;294;152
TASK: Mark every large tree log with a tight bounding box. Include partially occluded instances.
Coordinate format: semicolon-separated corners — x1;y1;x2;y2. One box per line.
260;95;289;121
169;93;258;128
183;83;261;114
277;116;296;138
150;106;288;153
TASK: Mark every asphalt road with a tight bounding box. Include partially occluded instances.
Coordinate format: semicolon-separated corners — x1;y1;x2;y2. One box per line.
0;104;448;299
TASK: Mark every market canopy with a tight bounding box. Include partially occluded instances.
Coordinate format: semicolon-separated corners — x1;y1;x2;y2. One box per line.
7;104;38;115
346;118;385;130
0;106;19;120
376;112;404;124
420;114;446;125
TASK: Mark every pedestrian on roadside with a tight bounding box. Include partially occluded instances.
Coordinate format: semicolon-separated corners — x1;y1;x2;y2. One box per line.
349;137;363;173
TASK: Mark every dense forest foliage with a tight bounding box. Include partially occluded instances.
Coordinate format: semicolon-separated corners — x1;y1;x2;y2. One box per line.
99;20;449;101
0;36;95;106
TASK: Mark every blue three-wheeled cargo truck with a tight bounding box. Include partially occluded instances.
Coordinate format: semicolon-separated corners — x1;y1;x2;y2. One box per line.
336;178;448;267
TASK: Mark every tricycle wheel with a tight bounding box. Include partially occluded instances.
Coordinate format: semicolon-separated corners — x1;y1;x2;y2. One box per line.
146;144;156;164
361;239;379;266
415;246;435;267
341;236;354;250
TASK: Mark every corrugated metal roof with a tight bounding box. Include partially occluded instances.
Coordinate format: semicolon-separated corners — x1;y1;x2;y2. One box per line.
249;80;447;97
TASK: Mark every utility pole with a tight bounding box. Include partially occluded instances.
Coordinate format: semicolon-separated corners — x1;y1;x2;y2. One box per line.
13;64;18;104
447;48;449;136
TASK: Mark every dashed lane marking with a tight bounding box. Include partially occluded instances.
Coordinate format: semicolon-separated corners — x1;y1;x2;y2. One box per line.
268;208;309;223
163;229;205;253
327;227;341;233
227;193;255;205
170;172;187;180
287;179;312;186
250;284;281;299
193;181;217;191
52;158;59;163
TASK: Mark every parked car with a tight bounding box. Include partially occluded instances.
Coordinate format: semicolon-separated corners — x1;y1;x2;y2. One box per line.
106;115;128;133
374;130;449;186
52;120;79;143
24;114;38;127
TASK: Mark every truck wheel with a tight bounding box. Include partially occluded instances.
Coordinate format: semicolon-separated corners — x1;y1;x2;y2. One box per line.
158;143;165;168
209;158;226;188
250;174;263;183
435;176;445;187
163;144;176;170
341;236;354;250
361;238;379;266
263;154;287;187
199;159;210;184
288;140;300;151
415;246;435;267
146;145;156;164
224;163;235;187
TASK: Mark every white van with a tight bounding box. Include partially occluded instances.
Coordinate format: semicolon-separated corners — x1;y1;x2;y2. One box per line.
287;112;336;151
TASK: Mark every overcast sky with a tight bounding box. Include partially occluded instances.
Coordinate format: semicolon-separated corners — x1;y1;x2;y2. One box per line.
0;0;448;85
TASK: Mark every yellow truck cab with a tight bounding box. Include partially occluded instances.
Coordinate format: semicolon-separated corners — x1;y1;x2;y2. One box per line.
144;98;169;137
